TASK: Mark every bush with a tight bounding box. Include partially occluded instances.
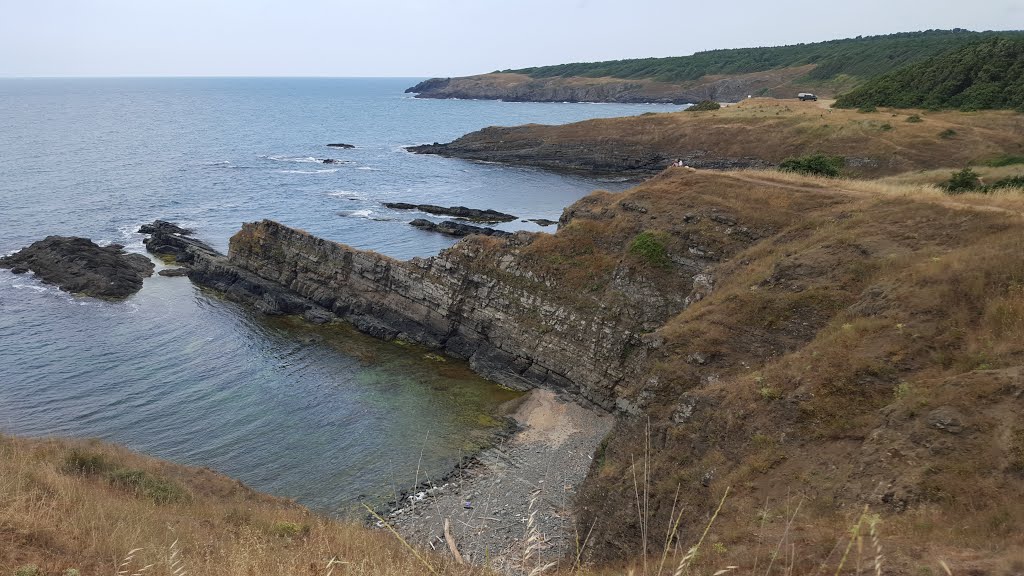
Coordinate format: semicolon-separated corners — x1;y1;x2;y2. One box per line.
778;154;845;178
857;104;878;113
942;168;982;194
108;469;187;504
629;231;670;267
985;154;1024;167
687;99;721;112
61;450;113;476
988;176;1024;190
939;128;957;139
270;521;310;538
905;114;923;122
15;566;41;576
879;123;893;131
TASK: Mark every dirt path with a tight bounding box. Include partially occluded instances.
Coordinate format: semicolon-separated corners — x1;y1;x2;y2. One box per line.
384;389;614;574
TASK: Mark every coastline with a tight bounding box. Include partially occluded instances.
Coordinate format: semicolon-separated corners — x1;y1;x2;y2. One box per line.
383;388;615;572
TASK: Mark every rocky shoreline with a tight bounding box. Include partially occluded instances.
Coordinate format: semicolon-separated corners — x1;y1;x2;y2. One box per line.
0;236;155;299
383;389;614;572
137;217;677;410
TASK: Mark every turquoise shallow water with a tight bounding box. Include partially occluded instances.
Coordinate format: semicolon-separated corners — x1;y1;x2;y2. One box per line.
0;78;679;515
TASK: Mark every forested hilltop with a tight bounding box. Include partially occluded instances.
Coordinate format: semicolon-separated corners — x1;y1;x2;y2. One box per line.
834;36;1024;111
505;29;1020;84
407;29;1024;104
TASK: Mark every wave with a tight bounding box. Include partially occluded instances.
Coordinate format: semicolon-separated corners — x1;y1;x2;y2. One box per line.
267;155;321;164
338;209;394;222
356;166;382;171
327;190;365;200
276;169;340;174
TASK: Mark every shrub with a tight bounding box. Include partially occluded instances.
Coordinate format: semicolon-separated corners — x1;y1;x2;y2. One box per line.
108;469;187;504
905;114;923;122
629;231;670;267
61;450;113;476
939;128;957;139
879;123;893;131
985;154;1024;167
942;168;982;194
15;566;41;576
778;154;845;177
687;100;721;112
988;176;1024;190
270;521;310;538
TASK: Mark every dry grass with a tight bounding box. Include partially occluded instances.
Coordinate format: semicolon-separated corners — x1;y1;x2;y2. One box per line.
0;435;476;576
446;99;1024;178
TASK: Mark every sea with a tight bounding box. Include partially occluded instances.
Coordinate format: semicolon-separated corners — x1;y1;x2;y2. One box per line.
0;77;679;516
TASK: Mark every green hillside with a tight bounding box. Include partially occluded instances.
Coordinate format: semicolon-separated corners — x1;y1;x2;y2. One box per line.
834;36;1024;111
503;29;1024;84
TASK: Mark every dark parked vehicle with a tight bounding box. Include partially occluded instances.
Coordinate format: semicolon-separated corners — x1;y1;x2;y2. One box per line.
798;93;819;101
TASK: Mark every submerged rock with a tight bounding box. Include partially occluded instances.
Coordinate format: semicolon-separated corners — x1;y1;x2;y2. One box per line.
409;219;512;238
0;236;154;299
158;267;189;277
384;202;517;223
326;143;355;149
528;218;558;227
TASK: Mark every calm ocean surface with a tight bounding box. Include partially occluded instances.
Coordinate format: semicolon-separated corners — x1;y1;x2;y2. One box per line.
0;78;678;515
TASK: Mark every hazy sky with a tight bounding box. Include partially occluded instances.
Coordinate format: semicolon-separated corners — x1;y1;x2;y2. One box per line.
1;0;1020;77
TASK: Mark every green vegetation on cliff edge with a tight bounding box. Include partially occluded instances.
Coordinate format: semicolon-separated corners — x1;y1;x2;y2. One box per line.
503;30;1023;84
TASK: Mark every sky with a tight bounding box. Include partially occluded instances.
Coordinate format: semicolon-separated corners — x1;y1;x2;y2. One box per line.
1;0;1020;77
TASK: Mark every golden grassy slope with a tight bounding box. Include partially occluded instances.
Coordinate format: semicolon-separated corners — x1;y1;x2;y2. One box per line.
0;435;472;576
550;169;1024;573
443;99;1024;178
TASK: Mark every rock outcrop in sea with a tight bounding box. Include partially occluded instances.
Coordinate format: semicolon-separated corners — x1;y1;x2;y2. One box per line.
0;236;155;299
138;195;730;410
384;203;517;223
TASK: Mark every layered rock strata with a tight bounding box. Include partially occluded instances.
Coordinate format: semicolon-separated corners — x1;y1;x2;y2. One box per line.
139;186;740;411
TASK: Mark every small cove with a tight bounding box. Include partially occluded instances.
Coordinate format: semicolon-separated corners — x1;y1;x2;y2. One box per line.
0;77;678;515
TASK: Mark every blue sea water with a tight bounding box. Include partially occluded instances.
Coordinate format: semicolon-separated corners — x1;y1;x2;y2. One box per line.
0;77;678;515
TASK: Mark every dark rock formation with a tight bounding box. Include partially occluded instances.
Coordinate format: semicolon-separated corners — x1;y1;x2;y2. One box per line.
528;219;558;227
407;125;772;175
149;215;719;411
138;220;215;264
404;68;817;104
407;127;670;174
409;219;512;237
384;203;517;223
0;236;154;299
321;158;341;164
158;267;189;277
405;78;452;95
326;143;355;149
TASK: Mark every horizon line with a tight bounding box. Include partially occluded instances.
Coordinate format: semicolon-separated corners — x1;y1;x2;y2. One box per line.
0;74;436;80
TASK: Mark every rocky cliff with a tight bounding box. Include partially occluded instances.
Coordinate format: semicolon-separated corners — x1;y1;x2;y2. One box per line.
406;67;819;104
154;213;745;411
409;98;1024;177
141;166;1024;571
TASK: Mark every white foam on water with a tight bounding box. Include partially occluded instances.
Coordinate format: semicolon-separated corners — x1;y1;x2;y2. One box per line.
356;166;382;171
276;169;340;174
338;209;374;219
12;282;49;293
326;190;364;199
267;155;322;164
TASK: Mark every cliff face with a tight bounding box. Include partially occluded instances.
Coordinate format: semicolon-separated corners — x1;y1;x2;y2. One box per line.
409;99;1024;177
142;168;1024;571
406;67;820;104
188;217;727;411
